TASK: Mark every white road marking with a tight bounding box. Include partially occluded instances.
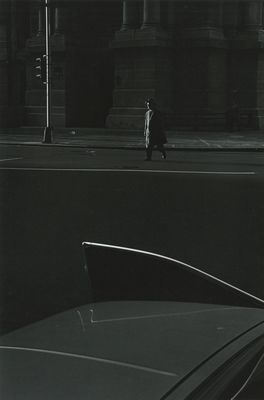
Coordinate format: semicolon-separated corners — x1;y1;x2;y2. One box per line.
199;139;210;147
0;346;177;377
0;167;255;175
0;157;22;162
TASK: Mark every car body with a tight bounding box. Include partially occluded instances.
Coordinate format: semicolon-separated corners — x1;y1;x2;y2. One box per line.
1;242;264;399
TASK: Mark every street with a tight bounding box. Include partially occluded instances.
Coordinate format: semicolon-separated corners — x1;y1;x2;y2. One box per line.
1;143;264;172
1;144;264;333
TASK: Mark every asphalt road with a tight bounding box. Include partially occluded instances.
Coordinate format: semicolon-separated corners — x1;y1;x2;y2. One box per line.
1;143;264;172
1;144;264;332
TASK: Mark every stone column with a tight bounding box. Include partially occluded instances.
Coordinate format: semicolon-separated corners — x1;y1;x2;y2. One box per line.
107;0;174;129
120;1;138;30
236;2;264;129
141;0;160;29
0;1;9;127
244;1;263;31
54;6;62;35
37;5;44;36
178;2;227;130
167;1;176;35
0;0;24;127
51;4;66;127
223;2;239;38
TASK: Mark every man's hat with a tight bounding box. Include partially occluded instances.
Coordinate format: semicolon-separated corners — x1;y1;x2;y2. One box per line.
145;98;156;105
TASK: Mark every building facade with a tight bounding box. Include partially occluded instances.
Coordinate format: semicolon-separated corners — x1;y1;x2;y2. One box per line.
1;0;264;131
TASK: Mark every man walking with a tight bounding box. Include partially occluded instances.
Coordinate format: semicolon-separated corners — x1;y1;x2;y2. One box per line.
144;98;167;161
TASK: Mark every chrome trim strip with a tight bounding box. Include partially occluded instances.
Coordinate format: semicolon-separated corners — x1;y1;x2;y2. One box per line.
82;241;264;306
0;346;177;377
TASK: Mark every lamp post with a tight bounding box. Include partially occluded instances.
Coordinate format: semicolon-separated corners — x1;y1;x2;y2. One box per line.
42;0;52;144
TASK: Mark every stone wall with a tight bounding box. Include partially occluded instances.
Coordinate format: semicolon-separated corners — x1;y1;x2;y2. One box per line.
1;0;264;130
107;1;264;130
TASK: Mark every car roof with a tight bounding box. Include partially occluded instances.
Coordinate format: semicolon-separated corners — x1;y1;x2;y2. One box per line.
1;301;264;399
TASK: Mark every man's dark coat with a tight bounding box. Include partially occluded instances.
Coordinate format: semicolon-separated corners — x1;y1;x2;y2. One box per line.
144;109;167;147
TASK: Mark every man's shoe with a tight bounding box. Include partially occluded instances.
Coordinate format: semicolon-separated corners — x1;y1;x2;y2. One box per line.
144;158;151;161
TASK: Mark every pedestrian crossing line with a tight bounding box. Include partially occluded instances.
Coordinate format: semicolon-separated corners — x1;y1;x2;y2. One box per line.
0;157;22;162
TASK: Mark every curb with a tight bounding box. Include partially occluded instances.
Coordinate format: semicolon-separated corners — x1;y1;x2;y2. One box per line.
1;139;264;152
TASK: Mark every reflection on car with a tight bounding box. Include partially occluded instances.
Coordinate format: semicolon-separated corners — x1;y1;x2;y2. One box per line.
0;242;264;399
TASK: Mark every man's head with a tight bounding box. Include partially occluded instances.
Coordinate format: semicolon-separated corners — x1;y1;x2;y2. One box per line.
145;98;156;110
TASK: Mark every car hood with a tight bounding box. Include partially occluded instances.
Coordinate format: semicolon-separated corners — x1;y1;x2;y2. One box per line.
1;301;264;400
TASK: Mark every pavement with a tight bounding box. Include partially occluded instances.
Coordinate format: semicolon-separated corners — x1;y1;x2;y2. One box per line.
0;127;264;151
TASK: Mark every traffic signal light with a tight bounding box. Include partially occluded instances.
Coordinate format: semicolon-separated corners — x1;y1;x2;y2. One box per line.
35;55;46;83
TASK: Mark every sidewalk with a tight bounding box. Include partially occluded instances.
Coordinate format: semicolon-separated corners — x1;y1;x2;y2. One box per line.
0;127;264;151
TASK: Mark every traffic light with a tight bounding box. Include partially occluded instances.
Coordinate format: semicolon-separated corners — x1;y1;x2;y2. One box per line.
35;55;46;83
